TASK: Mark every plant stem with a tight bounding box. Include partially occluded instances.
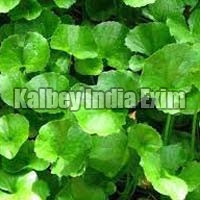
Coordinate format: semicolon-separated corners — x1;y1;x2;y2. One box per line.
191;112;198;159
119;174;136;200
163;114;174;145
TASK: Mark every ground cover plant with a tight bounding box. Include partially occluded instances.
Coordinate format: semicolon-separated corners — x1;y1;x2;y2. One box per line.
1;0;200;199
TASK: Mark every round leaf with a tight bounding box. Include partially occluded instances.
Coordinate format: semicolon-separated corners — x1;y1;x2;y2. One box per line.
25;72;69;113
0;32;50;73
51;24;98;59
125;22;174;56
0;72;26;107
0;0;20;13
35;119;91;177
140;43;200;92
128;123;163;156
75;58;103;75
0;114;29;159
93;22;131;69
9;0;42;21
89;132;129;178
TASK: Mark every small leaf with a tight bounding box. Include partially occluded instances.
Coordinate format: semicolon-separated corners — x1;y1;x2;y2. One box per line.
0;72;26;107
189;8;200;36
74;105;127;136
75;58;103;75
35;119;91;177
9;0;42;21
128;124;163;156
128;55;145;72
160;144;187;174
155;175;188;200
56;177;106;200
0;0;20;13
89;132;128;177
167;15;195;43
140;43;200;92
53;0;76;9
25;72;69;113
179;161;200;192
0;114;29;159
141;152;188;200
96;70;139;108
73;70;139;135
93;21;131;69
51;24;98;59
123;0;156;7
146;0;186;21
125;22;174;55
14;9;61;38
0;171;49;199
180;87;200;115
2;141;49;173
0;32;50;73
71;178;106;200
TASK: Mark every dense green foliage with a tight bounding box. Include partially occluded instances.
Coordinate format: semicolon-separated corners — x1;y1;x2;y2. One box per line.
0;0;200;199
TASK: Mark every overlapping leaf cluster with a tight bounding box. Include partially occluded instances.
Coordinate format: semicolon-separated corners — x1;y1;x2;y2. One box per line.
0;0;200;199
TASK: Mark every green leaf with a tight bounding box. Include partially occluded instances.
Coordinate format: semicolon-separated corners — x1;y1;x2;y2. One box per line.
96;70;139;108
56;178;106;200
0;72;26;107
128;124;163;156
0;170;49;199
140;43;200;92
75;58;103;75
180;87;200;115
123;0;156;7
9;0;42;21
49;52;70;73
125;22;174;56
160;144;187;174
189;8;200;36
0;32;50;73
89;132;128;178
0;0;20;13
140;44;200;115
31;9;61;38
14;9;61;38
73;70;139;136
35;119;91;177
155;175;188;200
140;152;161;181
0;24;15;43
53;0;76;9
141;152;188;200
167;15;196;43
74;105;127;136
71;178;106;200
179;161;200;192
25;72;69;113
146;0;185;21
93;22;131;69
2;141;49;173
85;0;116;21
0;114;29;159
51;24;98;59
128;55;145;72
187;187;200;200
